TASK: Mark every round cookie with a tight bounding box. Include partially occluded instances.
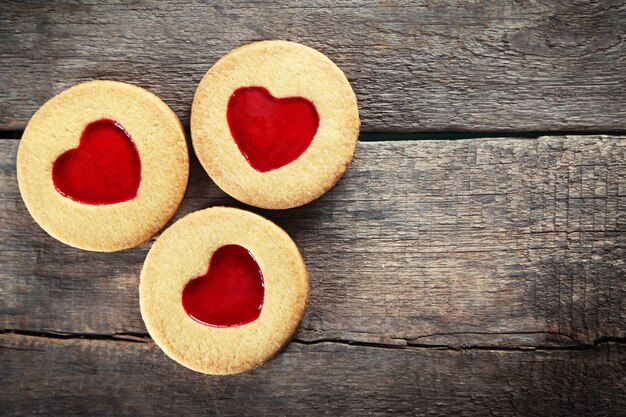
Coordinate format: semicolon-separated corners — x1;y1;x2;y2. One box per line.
17;80;189;252
139;207;309;375
191;40;360;209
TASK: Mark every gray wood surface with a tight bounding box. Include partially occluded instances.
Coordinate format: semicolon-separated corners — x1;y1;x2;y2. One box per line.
1;334;624;417
2;136;625;415
2;136;624;349
1;1;625;132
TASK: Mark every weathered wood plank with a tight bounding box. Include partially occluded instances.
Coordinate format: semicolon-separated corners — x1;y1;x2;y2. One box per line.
1;1;625;131
1;136;624;347
0;334;624;417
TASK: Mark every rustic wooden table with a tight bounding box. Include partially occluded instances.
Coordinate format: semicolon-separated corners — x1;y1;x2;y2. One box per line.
1;1;625;416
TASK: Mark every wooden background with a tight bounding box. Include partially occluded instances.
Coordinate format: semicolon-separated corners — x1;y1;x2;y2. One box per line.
1;1;624;416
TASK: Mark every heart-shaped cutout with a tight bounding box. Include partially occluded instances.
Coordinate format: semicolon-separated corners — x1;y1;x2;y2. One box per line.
182;244;264;327
227;86;320;172
52;118;141;205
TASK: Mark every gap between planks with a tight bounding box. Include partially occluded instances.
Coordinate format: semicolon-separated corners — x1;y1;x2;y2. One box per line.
1;130;625;142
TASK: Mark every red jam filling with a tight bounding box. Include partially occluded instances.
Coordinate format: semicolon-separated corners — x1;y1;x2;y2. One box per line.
227;86;319;172
182;244;265;327
52;118;141;205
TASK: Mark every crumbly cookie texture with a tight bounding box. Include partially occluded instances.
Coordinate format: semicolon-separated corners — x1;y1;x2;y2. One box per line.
191;40;360;209
139;207;309;375
17;80;189;251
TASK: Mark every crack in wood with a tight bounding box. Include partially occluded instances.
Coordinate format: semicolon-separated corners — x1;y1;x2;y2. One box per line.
0;329;151;344
2;329;624;352
291;336;626;352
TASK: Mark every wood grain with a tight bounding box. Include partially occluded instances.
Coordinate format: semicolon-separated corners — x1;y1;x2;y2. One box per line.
1;334;624;417
1;136;624;348
1;1;625;132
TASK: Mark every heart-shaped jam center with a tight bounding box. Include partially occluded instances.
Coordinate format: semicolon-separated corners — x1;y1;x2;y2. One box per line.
52;118;141;205
227;86;320;172
182;244;264;327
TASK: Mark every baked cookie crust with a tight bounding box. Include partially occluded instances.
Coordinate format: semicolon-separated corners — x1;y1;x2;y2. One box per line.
17;80;189;251
191;40;360;209
139;207;309;374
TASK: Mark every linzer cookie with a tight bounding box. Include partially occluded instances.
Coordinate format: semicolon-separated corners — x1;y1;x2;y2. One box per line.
139;207;309;374
17;80;189;251
191;40;360;209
